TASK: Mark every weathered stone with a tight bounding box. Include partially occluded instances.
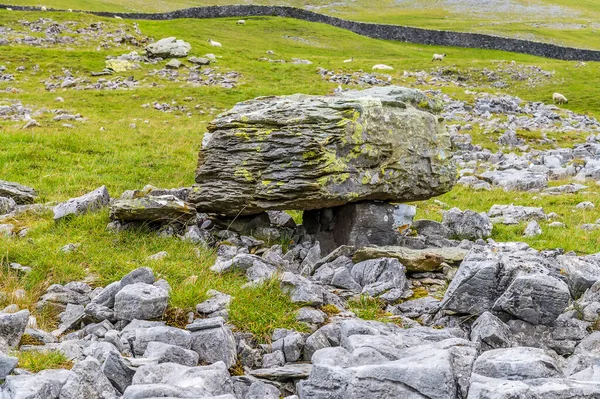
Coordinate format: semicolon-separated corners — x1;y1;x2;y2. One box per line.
442;207;492;240
352;245;467;272
0;196;17;215
440;244;569;325
188;56;210;65
488;204;546;225
304;203;416;255
145;37;191;58
470;311;512;351
0;180;37;204
0;354;17;379
133;326;191;356
101;352;135;394
59;357;117;399
472;347;561;380
272;332;305;363
143;341;199;366
412;219;451;238
0;310;29;347
189;86;455;215
523;220;542;237
190;321;237;368
109;195;197;223
262;350;285;368
113;283;168;321
53;186;110;221
2;369;71;398
350;257;407;296
249;363;312;381
246;381;280;399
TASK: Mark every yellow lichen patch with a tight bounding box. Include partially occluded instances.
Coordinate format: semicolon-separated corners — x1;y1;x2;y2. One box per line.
261;180;272;186
234;131;251;140
234;168;255;182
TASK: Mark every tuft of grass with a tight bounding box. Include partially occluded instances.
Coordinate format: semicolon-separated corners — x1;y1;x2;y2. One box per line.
16;350;73;373
228;278;310;343
348;295;387;320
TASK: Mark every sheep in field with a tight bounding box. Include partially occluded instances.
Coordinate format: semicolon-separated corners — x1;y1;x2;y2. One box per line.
432;53;446;62
372;64;393;70
41;6;47;11
236;20;246;25
343;57;354;63
208;39;222;47
553;92;568;104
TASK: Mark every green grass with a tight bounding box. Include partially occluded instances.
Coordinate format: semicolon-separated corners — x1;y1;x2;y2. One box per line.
5;0;600;49
1;8;600;339
16;350;73;372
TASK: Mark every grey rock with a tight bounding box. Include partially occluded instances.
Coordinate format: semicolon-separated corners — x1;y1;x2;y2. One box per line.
394;297;440;318
2;369;71;399
480;168;548;191
246;381;280;399
441;244;569;325
296;308;327;324
188;56;211;65
143;341;199;366
109;195;197;223
0;196;17;215
304;203;416;255
196;291;231;315
114;283;169;321
472;347;561;380
249;363;312;381
280;273;326;306
133;326;191;356
272;332;305;363
187;316;225;331
0;310;29;347
59;357;117;399
488;204;546;225
352;245;467;272
101;352;135;394
267;210;296;228
0;180;37;204
53;186;110;221
146;37;191;58
523;220;542;237
129;361;233;396
121;267;156;286
189;86;455;215
262;350;285;368
469;374;600;398
412;219;451;238
470;311;512;350
442;207;492;240
190;321;237;368
165;59;182;69
350;257;407;296
0;354;17;379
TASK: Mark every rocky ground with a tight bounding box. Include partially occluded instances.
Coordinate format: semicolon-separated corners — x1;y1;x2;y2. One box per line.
3;6;600;399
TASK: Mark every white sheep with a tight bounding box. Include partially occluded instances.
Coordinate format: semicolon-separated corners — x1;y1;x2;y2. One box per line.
68;8;73;12
207;39;222;47
6;7;12;10
553;92;568;104
236;19;245;25
115;15;122;19
432;53;446;62
372;64;393;70
41;6;47;11
343;57;354;63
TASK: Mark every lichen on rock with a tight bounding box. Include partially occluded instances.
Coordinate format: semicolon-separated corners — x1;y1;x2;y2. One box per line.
190;86;456;215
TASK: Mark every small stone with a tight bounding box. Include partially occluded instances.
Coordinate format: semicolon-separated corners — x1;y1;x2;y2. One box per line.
523;220;542;237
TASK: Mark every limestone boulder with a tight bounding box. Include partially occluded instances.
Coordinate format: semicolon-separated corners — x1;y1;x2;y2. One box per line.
145;37;191;58
189;86;455;215
0;180;37;204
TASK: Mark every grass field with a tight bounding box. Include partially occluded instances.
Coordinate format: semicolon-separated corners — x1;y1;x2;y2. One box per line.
1;6;600;339
4;0;600;49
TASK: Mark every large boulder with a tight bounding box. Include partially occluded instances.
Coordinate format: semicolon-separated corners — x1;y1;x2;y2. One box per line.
145;37;191;58
113;283;168;321
189;86;455;215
